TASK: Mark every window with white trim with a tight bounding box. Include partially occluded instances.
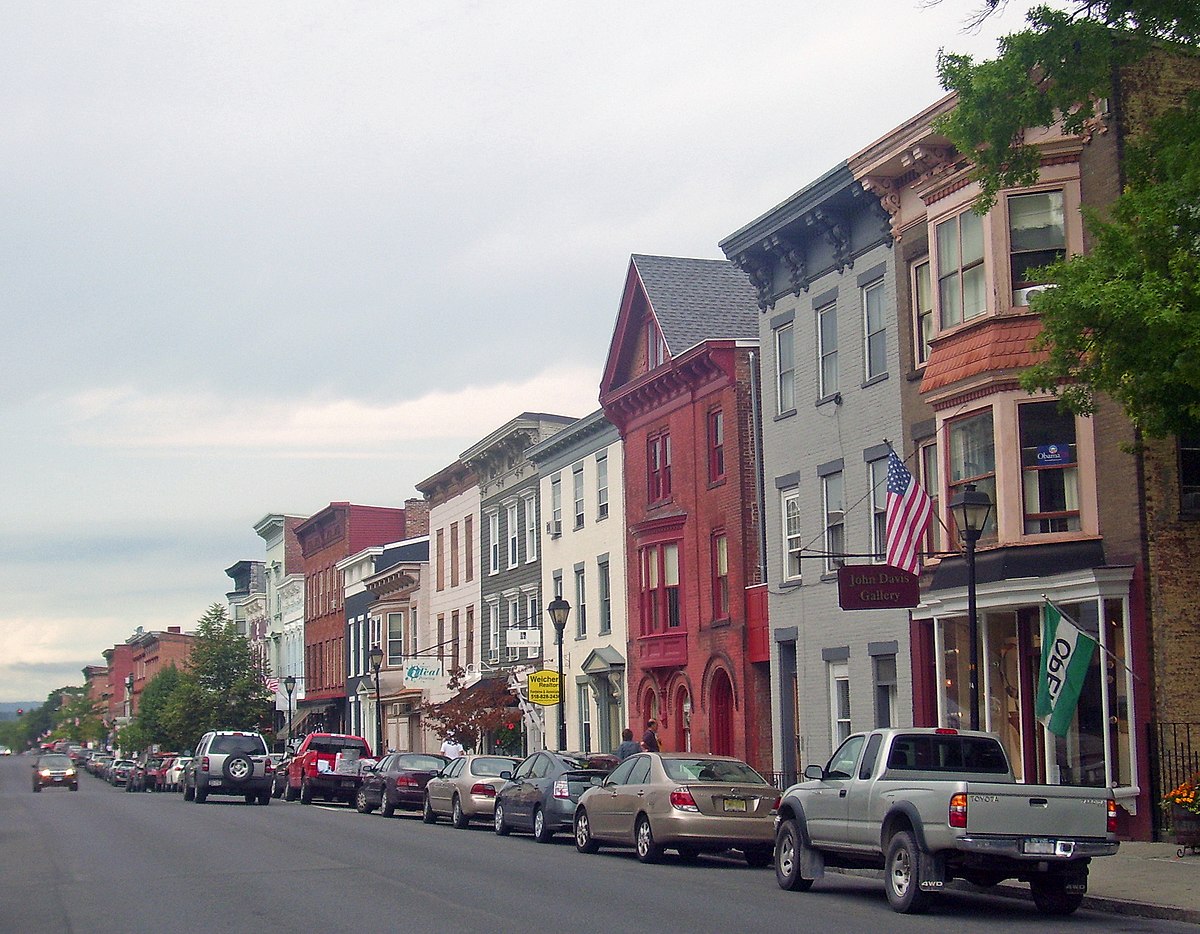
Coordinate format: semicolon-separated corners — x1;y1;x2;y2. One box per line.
776;321;795;413
868;458;887;561
507;596;520;660
863;280;887;380
830;661;851;745
937;209;986;327
487;511;500;574
387;612;405;666
506;501;519;568
550;476;562;537
523;493;538;562
782;488;802;581
822;471;845;573
574;567;587;639
913;259;933;366
572;464;585;530
818;303;838;398
596;453;609;520
1009;190;1065;303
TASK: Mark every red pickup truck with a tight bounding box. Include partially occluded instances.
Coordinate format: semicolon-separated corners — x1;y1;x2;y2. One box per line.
285;733;375;805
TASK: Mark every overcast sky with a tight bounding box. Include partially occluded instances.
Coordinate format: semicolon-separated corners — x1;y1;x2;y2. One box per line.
0;0;1044;702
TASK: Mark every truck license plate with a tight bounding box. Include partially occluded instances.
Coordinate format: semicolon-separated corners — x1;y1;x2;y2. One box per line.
1023;837;1056;855
209;779;222;787
723;798;747;812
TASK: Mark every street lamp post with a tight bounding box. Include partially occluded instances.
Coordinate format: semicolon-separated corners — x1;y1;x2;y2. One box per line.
283;675;296;751
949;482;994;732
368;644;384;755
546;597;571;751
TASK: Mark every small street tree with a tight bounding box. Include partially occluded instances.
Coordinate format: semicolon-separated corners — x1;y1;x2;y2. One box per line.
420;670;517;754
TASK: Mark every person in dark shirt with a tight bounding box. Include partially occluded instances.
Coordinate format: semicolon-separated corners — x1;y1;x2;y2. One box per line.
641;718;661;752
615;729;640;761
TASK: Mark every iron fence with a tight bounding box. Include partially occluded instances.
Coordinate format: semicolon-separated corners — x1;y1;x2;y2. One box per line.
1148;721;1200;838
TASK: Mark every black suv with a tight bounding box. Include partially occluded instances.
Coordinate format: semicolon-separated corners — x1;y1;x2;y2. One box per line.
183;731;273;805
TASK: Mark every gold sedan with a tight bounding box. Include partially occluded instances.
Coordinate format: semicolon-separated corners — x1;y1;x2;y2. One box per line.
573;753;779;866
422;754;520;828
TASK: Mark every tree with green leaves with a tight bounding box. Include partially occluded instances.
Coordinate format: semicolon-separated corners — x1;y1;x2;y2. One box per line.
935;1;1200;434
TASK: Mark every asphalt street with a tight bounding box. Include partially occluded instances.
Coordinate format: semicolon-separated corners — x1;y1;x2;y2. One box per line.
1;754;1194;934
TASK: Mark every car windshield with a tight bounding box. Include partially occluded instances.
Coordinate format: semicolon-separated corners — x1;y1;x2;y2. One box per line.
662;758;768;784
308;737;369;755
39;755;73;768
211;735;267;755
470;757;517;777
396;755;447;771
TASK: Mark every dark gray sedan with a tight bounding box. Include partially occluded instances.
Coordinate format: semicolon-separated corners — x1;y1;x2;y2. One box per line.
493;751;615;843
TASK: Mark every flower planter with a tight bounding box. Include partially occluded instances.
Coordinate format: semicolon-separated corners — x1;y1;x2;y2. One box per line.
1171;804;1200;856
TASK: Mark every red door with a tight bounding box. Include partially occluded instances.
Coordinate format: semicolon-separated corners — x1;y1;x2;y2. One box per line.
710;669;734;757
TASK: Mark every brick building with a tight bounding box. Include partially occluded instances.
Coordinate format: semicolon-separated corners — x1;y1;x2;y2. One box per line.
599;254;772;773
293;502;411;734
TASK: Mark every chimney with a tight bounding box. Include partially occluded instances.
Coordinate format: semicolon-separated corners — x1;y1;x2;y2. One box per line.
404;498;430;537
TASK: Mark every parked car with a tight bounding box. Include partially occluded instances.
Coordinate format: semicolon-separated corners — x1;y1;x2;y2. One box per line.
423;754;520;828
572;752;779;866
109;759;136;786
493;751;616;842
356;753;448;817
271;755;292;798
88;754;113;778
32;753;79;792
285;732;374;805
164;756;192;792
149;755;176;791
182;730;274;805
125;759;148;792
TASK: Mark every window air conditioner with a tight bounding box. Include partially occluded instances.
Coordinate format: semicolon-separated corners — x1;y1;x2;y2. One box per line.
546;520;561;536
1013;285;1054;306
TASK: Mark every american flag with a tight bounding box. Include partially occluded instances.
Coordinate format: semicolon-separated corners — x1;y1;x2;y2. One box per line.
886;449;933;575
265;677;280;693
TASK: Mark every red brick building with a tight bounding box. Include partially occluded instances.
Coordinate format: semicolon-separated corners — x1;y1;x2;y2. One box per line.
129;627;194;708
599;255;773;773
294;502;410;733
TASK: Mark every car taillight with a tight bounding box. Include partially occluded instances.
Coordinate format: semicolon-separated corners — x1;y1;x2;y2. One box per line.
1107;798;1118;834
553;779;569;799
670;787;699;812
772;795;781;813
949;792;968;828
470;783;497;797
396;775;418;788
265;760;274;773
201;756;210;772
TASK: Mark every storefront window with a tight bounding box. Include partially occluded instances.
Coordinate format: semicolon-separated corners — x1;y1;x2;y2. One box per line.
1105;598;1132;788
983;612;1024;781
937;616;971;732
1039;602;1106;787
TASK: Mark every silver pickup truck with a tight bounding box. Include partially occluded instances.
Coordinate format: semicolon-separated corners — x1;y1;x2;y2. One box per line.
774;728;1118;916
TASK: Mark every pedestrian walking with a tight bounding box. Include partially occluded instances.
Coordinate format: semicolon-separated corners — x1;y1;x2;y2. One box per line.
640;719;661;752
615;729;640;761
439;735;465;759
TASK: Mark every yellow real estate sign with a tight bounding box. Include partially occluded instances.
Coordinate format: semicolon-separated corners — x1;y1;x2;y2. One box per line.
526;669;561;706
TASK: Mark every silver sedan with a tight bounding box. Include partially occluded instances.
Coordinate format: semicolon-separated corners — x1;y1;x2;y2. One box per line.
422;754;520;828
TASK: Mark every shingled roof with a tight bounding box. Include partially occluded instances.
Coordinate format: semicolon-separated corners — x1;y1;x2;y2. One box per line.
631;254;759;357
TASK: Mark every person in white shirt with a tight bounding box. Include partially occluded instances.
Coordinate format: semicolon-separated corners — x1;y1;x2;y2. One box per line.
439;737;465;759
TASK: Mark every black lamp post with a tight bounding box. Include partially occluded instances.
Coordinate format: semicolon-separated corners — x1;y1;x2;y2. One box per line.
283;675;296;751
949;482;994;732
546;597;571;751
368;644;384;755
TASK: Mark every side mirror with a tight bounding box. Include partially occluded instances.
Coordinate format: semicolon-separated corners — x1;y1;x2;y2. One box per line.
804;764;825;781
499;770;513;781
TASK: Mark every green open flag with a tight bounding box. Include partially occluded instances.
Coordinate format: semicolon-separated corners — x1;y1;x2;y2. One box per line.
1035;601;1097;737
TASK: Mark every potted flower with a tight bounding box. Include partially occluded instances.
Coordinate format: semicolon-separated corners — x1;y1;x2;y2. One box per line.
1162;772;1200;854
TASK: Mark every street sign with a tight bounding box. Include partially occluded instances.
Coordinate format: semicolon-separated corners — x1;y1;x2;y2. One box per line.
837;565;920;609
526;669;561;706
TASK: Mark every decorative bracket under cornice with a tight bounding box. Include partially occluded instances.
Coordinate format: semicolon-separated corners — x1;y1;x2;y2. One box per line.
860;176;903;245
765;233;809;296
807;208;853;273
730;250;775;312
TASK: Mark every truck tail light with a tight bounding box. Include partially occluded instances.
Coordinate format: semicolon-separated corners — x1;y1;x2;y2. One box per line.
669;788;699;811
201;756;210;772
471;783;497;798
949;792;968;828
1107;798;1118;834
553;779;570;799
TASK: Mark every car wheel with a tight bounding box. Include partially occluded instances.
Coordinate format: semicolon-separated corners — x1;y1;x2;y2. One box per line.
451;795;470;829
380;792;395;818
494;801;510;836
356;789;373;814
258;792;271;806
183;783;195;802
1030;876;1084;916
224;754;253;784
884;831;930;914
32;784;41;793
533;806;554;843
299;777;313;805
774;819;814;891
635;816;663;863
125;781;134;793
423;794;438;824
195;787;208;804
71;784;79;791
744;847;773;869
574;808;599;854
284;782;298;802
676;845;699;863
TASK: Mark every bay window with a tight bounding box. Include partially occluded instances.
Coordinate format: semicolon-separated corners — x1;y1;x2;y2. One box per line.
1019;401;1080;533
1009;190;1065;303
640;542;681;634
948;410;996;541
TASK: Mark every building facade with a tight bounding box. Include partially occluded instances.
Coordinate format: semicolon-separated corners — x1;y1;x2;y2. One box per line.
253;513;307;733
527;410;629;755
599;254;773;773
721;163;912;784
